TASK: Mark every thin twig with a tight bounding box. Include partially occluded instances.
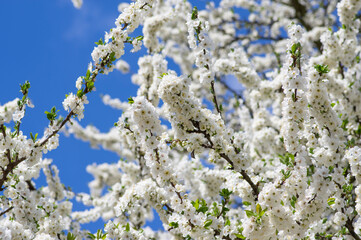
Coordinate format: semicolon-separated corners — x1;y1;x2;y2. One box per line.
188;120;259;200
0;206;13;217
211;81;223;119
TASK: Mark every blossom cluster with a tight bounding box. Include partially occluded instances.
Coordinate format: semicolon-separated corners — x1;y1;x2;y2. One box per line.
2;0;361;239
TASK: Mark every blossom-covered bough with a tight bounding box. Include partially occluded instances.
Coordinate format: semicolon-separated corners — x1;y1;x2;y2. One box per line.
1;0;361;239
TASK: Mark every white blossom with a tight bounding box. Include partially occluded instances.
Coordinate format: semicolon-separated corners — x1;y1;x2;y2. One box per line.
2;0;361;239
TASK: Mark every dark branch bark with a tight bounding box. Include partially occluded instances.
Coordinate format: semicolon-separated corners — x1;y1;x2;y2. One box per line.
188;120;259;200
0;206;13;217
211;81;223;118
345;218;361;240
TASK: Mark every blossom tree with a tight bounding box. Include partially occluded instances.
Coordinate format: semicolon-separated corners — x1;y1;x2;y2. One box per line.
1;0;361;239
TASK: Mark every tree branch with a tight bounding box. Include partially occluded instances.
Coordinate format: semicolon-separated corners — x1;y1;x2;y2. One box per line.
345;218;361;240
188;120;259;200
0;206;13;217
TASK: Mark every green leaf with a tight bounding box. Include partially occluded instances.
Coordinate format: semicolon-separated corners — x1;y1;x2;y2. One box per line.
327;197;335;206
87;233;96;239
290;42;301;55
279;153;295;167
67;232;76;240
20;81;31;95
234;233;246;239
158;72;168;79
220;188;233;199
309;147;314;154
235;227;246;239
95;38;104;45
135;35;144;41
77;89;84;98
191;199;200;211
204;219;213;229
191;199;208;213
197;201;208;213
109;52;116;63
85;70;91;81
245;210;255;218
44;106;59;122
314;64;330;75
169;222;179;228
345;138;356;149
354;124;361;137
259;208;267;217
342;184;353;193
290;43;297;54
128;97;134;104
242;201;251;206
290;195;297;208
211;202;219;216
191;6;198;20
86;80;94;91
125;223;130;232
256;204;261;215
281;169;292;179
95;229;107;240
30;132;38;143
291;92;296;102
341;118;349;131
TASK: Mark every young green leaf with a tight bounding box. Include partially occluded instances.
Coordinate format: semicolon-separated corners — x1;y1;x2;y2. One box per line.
128;97;134;104
169;222;179;228
204;219;213;229
191;6;198;20
67;232;77;240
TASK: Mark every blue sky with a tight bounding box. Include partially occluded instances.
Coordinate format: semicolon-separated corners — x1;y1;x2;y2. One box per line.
0;0;222;232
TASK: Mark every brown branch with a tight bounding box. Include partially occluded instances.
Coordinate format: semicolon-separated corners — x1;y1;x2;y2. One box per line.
345;218;361;240
240;169;259;200
0;125;12;164
211;81;223;118
170;181;183;204
0;206;13;217
188;120;213;146
217;198;229;219
188;120;259;200
0;157;27;191
220;153;259;200
163;203;174;214
26;180;36;191
0;124;6;138
37;110;74;148
0;109;75;191
339;61;345;79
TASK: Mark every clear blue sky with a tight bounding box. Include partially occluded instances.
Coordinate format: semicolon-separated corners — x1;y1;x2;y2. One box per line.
0;0;220;232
